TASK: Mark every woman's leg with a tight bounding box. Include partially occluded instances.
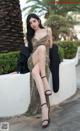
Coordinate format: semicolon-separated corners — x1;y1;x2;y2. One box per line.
32;64;46;104
32;64;49;126
37;45;52;94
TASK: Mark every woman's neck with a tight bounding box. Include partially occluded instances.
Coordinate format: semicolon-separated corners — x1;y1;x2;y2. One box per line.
35;27;44;34
35;27;42;32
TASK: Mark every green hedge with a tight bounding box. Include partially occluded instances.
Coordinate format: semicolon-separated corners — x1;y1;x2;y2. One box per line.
0;51;19;75
57;41;78;59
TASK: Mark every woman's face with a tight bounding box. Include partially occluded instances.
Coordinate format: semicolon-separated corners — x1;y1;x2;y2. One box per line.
29;17;40;31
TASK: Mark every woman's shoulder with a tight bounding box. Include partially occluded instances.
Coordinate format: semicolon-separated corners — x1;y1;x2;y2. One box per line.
44;27;52;35
46;27;52;33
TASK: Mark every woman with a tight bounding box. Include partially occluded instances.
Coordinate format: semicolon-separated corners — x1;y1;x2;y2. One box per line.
26;13;53;128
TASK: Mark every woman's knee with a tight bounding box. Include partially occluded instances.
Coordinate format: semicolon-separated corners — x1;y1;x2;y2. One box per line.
32;66;39;78
38;45;46;53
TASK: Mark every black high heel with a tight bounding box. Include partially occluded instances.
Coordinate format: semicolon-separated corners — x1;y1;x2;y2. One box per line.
41;76;52;96
41;103;50;128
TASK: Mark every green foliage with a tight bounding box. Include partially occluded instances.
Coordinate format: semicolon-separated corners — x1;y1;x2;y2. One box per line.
23;0;79;42
45;14;72;28
58;44;64;61
50;0;80;16
44;14;73;40
58;41;77;59
0;51;19;75
23;0;49;17
75;41;80;47
23;0;80;17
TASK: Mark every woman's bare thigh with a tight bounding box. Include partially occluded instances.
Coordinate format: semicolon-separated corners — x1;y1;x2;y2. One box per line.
32;48;39;65
32;45;46;65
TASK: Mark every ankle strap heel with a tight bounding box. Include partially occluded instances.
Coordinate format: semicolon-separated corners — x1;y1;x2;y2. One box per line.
41;103;50;128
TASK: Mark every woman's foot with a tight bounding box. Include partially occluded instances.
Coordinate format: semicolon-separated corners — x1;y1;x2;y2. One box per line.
41;103;50;128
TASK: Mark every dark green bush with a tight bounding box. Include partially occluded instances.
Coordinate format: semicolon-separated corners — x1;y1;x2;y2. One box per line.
57;41;77;59
0;51;19;75
58;45;64;61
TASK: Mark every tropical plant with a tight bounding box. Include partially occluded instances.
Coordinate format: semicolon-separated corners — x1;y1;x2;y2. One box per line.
57;0;80;16
0;0;24;52
23;0;80;18
44;14;74;40
23;0;80;41
22;0;54;18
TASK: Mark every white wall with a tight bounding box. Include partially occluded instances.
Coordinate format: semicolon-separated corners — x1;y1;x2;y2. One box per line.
0;50;79;117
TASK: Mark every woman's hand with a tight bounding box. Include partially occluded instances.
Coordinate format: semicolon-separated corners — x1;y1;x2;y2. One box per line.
24;36;28;47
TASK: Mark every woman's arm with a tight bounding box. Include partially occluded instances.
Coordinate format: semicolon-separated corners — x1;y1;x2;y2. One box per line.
24;36;28;47
47;27;53;48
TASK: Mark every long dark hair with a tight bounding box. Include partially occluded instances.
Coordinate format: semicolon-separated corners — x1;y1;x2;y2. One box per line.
26;13;44;52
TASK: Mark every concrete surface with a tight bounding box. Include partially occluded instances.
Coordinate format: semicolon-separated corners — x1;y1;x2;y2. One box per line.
0;61;80;131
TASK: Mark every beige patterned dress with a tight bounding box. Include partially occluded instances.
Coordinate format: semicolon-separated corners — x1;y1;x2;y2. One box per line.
28;28;50;114
27;30;50;95
28;34;50;73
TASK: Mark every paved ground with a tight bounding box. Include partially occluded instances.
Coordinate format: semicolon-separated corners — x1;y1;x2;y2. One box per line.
0;61;80;131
